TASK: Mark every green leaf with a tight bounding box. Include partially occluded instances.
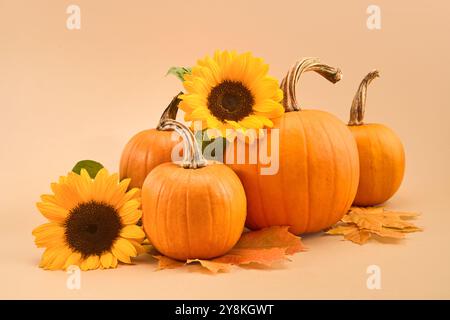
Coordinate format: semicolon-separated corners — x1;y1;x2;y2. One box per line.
72;160;104;178
166;66;192;82
195;129;226;162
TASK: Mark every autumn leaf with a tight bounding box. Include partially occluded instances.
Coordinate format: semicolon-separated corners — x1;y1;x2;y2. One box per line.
153;255;184;270
326;224;371;244
326;206;422;244
326;224;358;236
345;229;372;244
153;226;305;273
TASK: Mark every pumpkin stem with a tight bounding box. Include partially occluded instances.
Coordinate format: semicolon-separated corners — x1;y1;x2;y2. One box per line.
348;70;380;126
156;92;183;130
159;119;208;169
280;57;342;112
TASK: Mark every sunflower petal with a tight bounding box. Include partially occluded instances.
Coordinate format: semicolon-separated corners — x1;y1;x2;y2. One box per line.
109;178;131;208
111;238;137;264
36;202;68;223
253;99;285;118
63;252;82;270
100;252;113;268
32;222;65;247
119;200;141;225
185;107;211;121
115;188;140;210
111;256;118;268
43;246;72;271
128;239;147;255
39;246;63;269
120;225;145;239
80;255;100;271
238;115;264;129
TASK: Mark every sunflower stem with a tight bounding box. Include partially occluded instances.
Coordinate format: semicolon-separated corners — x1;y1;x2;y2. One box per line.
280;58;342;112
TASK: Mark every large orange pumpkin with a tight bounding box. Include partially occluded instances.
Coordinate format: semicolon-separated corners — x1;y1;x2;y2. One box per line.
119;94;182;189
142;119;246;261
348;70;405;206
227;58;360;235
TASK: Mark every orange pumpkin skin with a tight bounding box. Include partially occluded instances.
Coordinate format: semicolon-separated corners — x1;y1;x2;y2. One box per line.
119;129;180;189
227;110;360;235
349;124;405;206
142;162;246;261
347;70;405;206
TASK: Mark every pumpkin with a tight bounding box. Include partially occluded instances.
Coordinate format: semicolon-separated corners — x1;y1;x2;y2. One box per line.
142;119;246;261
226;58;360;235
348;70;405;206
119;93;182;189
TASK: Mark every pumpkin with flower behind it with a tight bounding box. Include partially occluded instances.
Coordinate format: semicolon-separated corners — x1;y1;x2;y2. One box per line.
226;58;360;235
119;94;183;189
141;120;247;261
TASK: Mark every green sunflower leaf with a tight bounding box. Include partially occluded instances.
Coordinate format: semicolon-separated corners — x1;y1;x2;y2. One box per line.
195;129;226;162
72;160;104;178
166;66;192;82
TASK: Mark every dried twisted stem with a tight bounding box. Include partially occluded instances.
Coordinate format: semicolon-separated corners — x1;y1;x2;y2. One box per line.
281;57;342;112
159;119;207;169
348;70;380;126
156;92;183;130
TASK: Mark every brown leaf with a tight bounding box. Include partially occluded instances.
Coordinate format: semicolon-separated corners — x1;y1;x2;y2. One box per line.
370;227;405;239
394;226;423;233
348;211;384;231
344;229;371;244
326;224;359;235
154;226;305;273
153;255;184;270
187;259;231;273
326;206;422;244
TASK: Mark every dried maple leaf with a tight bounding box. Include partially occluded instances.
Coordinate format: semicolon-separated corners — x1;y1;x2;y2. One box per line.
326;224;358;236
345;229;372;244
371;227;405;239
325;224;371;244
153;226;305;273
327;206;422;244
153;255;184;270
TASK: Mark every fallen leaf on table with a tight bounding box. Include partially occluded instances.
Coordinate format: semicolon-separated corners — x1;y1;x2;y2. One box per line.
153;255;185;270
326;206;422;244
154;226;305;273
345;229;372;245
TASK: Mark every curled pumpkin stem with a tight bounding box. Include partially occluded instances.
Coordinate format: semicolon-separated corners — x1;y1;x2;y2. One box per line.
348;70;380;126
280;57;342;112
156;92;183;130
159;119;207;169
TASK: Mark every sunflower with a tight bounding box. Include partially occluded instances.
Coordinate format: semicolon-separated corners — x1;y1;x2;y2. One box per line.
32;168;145;271
179;50;284;137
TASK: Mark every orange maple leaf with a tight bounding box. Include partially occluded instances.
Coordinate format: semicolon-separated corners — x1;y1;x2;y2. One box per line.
153;226;305;273
326;206;422;244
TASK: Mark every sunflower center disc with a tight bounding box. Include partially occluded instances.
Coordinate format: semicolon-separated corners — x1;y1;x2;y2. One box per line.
64;201;122;257
207;80;254;122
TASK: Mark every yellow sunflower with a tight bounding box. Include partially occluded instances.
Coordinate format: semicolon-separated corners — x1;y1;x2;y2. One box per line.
179;50;284;137
32;168;145;271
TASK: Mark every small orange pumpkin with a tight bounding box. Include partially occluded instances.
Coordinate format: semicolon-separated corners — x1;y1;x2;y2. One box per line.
348;70;405;206
119;94;182;189
227;58;360;235
142;119;246;261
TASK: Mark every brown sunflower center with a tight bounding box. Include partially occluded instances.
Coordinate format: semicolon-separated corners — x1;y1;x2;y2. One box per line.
64;201;122;257
207;80;254;122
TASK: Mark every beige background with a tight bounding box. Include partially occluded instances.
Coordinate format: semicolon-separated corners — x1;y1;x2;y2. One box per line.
1;0;449;299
